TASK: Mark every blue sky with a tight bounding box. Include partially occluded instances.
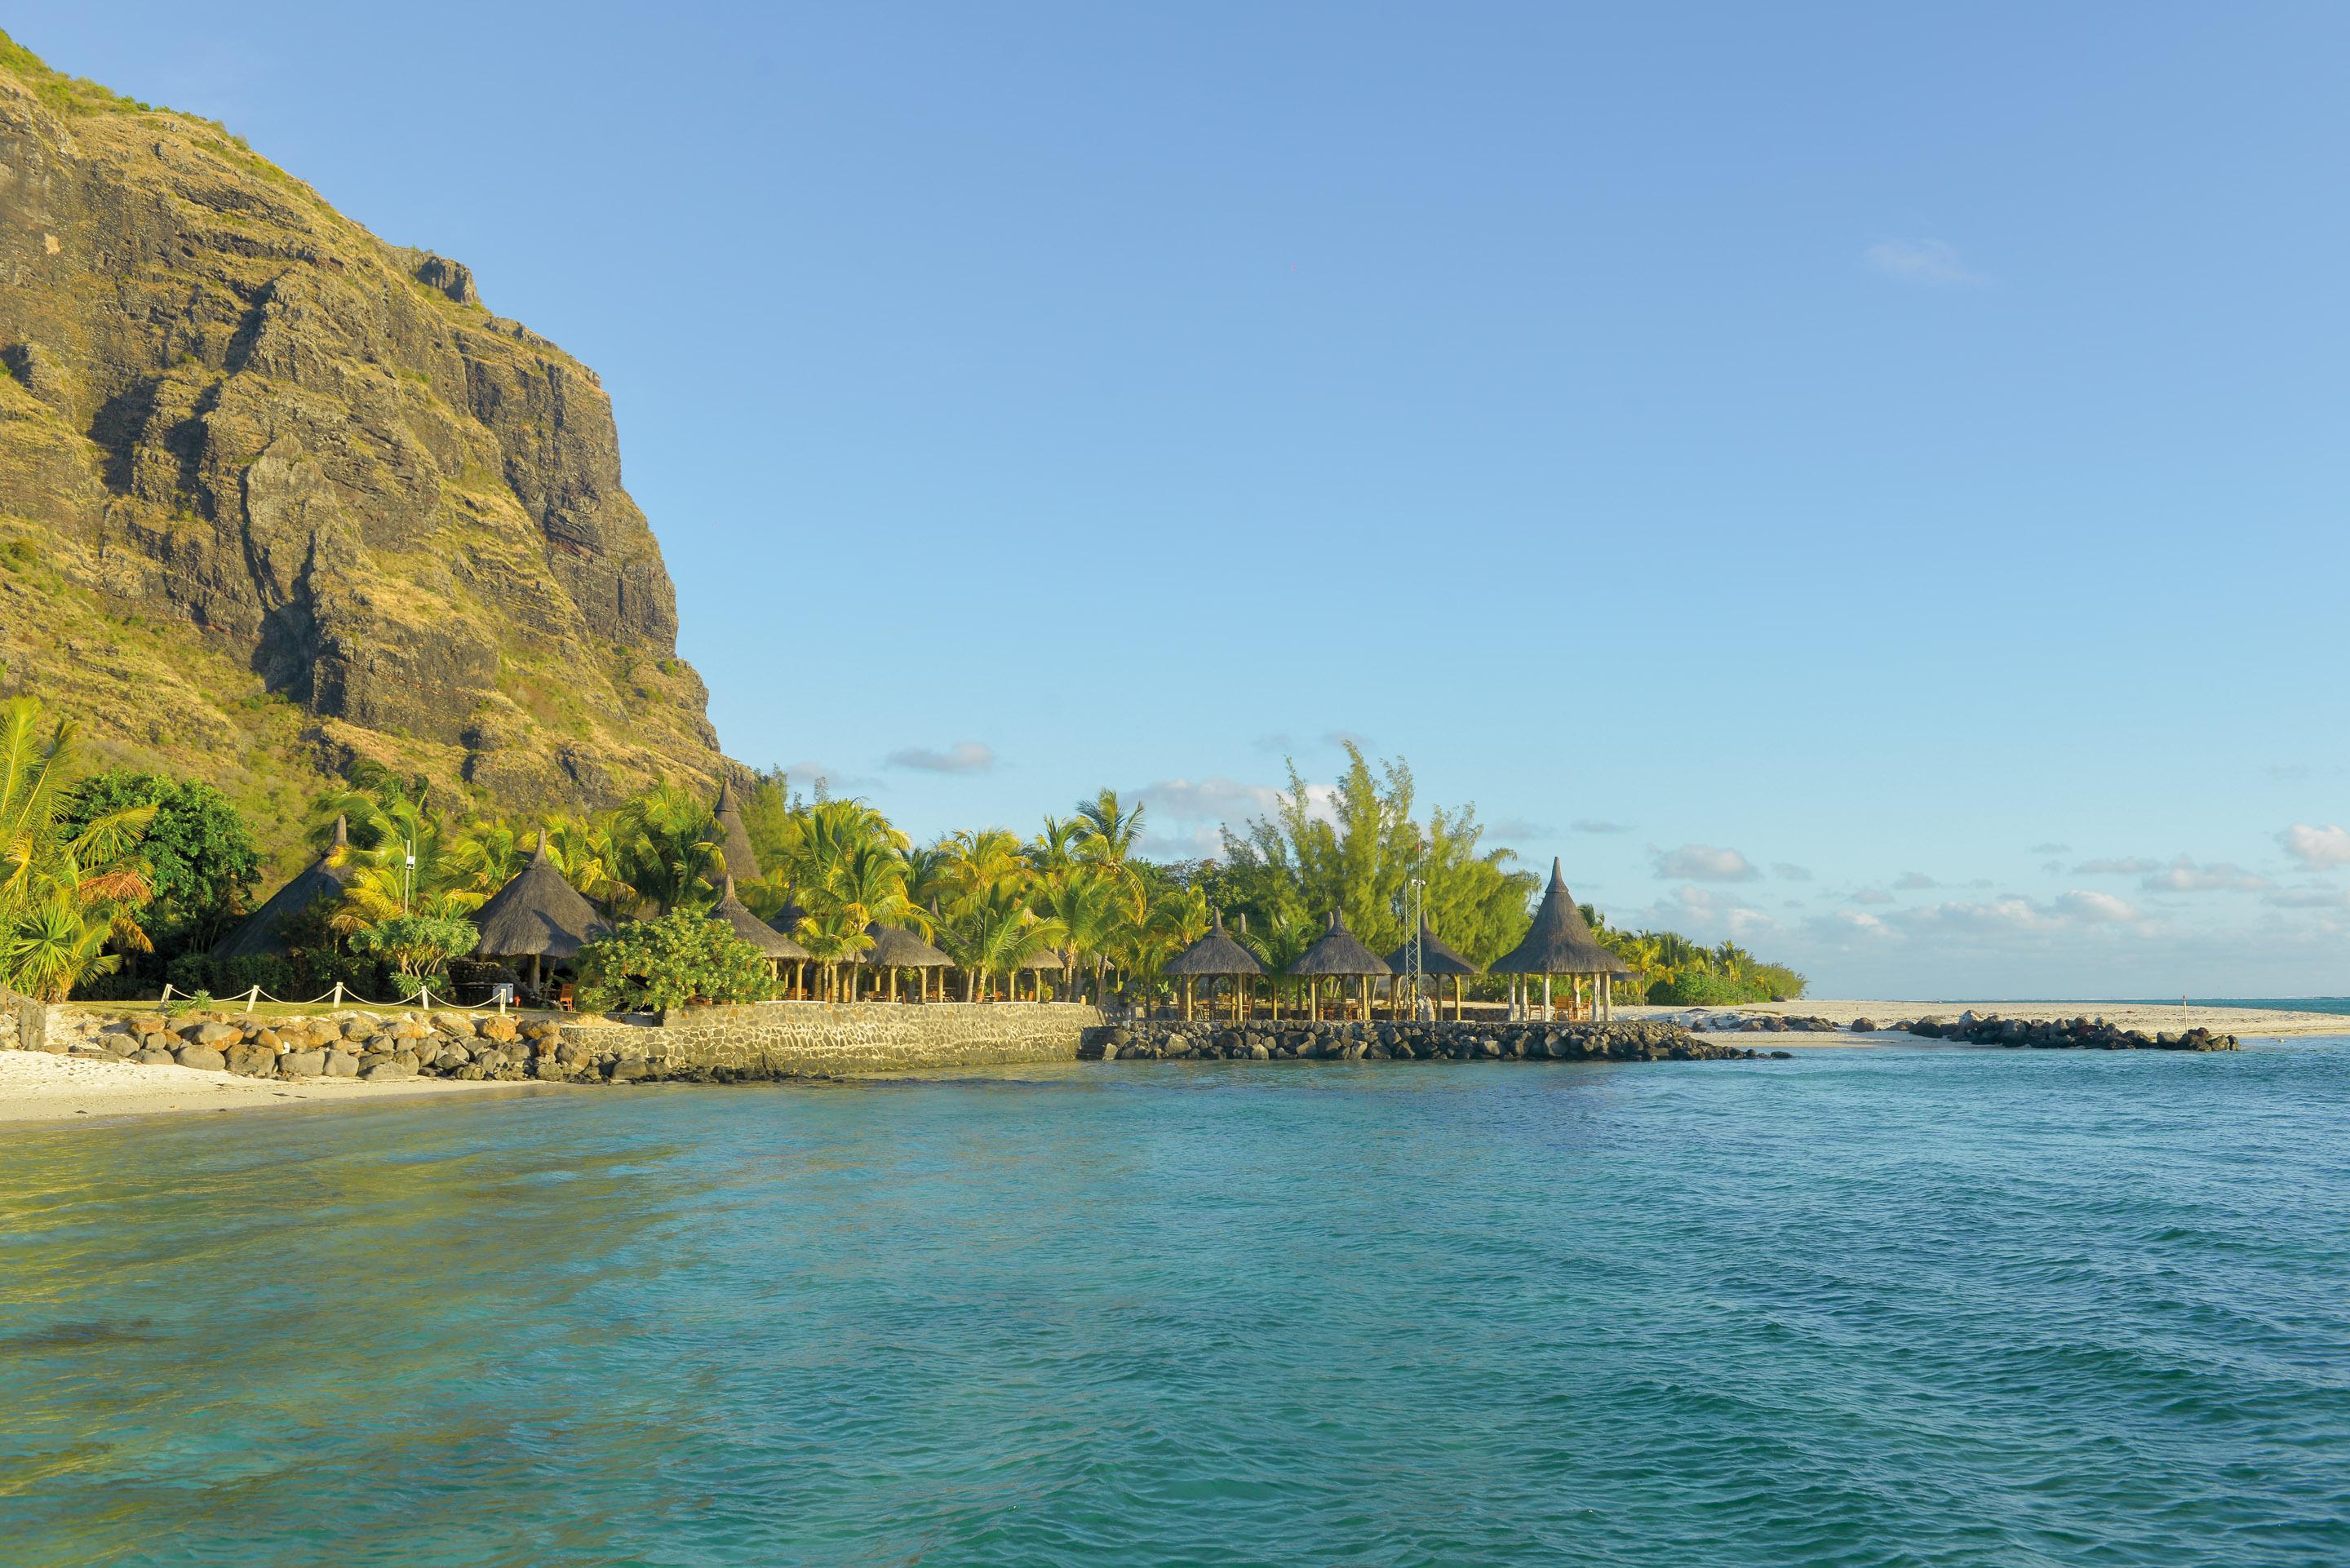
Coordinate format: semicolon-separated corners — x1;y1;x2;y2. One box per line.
17;3;2349;995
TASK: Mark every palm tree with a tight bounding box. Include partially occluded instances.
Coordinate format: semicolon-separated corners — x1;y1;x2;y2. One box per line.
326;792;482;932
0;698;155;1000
1035;869;1119;1005
1075;788;1146;876
611;785;720;915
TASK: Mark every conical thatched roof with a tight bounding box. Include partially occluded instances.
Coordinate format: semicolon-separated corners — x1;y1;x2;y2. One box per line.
1018;947;1067;972
859;922;952;968
714;875;807;959
1288;910;1391;977
767;898;809;945
713;780;761;883
471;832;610;960
1384;918;1479;977
211;817;351;961
1489;859;1631;975
1164;913;1265;977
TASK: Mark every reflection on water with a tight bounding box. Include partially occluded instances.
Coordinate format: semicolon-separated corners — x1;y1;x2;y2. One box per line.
4;1049;2348;1566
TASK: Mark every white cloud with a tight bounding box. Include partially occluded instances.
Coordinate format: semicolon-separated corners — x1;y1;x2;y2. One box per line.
1851;888;1893;906
1137;826;1226;862
780;759;872;794
1136;777;1282;824
2073;857;2161;876
1652;844;1761;883
1772;862;1814;881
1489;817;1553;840
2265;885;2350;910
2140;858;2270;894
1572;818;1632;835
1893;870;1938;891
2280;823;2350;870
2055;889;2139;924
885;741;995;774
1864;237;1987;286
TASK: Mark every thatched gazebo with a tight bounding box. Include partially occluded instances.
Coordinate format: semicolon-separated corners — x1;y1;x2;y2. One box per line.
765;898;811;997
211;816;352;963
858;922;954;1002
1017;946;1067;1003
1384;917;1479;1022
713;875;808;994
1489;858;1631;1021
471;831;611;996
713;780;761;883
1288;910;1390;1022
1164;912;1265;1021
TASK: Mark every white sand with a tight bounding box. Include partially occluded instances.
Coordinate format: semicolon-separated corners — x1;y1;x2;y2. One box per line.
0;1049;556;1126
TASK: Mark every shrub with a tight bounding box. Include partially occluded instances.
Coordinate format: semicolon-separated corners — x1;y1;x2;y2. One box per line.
1647;970;1769;1007
575;911;774;1013
348;913;478;985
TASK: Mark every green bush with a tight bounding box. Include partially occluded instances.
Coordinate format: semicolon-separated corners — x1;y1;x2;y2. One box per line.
576;911;774;1013
348;913;478;986
1647;970;1770;1007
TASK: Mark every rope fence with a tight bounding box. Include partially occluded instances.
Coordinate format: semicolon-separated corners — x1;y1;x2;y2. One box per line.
157;981;525;1015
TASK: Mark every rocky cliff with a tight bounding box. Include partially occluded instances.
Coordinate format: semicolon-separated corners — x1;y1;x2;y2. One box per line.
0;33;732;844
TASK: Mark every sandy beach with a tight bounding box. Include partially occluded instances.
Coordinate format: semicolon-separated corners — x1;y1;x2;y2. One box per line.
0;1050;559;1127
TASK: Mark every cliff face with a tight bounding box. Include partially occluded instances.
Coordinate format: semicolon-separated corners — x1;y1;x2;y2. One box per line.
0;34;730;842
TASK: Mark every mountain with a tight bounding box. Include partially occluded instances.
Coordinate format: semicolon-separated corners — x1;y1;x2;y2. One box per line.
0;31;735;850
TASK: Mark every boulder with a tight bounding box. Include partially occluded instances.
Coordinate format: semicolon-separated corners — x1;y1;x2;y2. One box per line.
132;1047;176;1066
224;1043;277;1078
322;1049;360;1079
359;1061;416;1082
608;1056;649;1082
476;1016;519;1044
174;1044;227;1071
185;1021;238;1045
278;1048;328;1078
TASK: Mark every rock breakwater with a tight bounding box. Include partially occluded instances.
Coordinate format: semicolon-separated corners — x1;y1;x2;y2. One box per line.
1904;1012;2239;1050
1085;1018;1781;1063
23;1001;1099;1084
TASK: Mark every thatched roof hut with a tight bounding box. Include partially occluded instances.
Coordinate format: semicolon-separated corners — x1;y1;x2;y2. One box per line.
1384;918;1478;977
472;831;610;961
713;780;760;883
1288;911;1391;977
714;875;807;960
767;899;808;945
1490;859;1630;977
1164;913;1265;977
211;817;351;962
860;923;952;969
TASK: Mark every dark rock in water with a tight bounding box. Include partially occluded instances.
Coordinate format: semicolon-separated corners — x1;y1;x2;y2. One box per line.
608;1057;650;1082
1850;1017;1877;1032
1771;1050;1794;1059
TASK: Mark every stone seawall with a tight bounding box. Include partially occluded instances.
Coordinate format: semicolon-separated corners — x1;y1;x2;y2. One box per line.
551;1003;1100;1080
19;1002;1102;1083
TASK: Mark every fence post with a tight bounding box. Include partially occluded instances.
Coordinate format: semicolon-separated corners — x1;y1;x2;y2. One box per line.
330;981;344;1008
246;984;259;1014
161;982;175;1005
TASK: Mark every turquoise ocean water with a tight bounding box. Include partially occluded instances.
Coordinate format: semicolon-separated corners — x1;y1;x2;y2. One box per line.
4;1043;2347;1566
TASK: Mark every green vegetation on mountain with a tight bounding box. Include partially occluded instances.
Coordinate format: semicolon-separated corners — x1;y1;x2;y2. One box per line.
0;29;731;870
